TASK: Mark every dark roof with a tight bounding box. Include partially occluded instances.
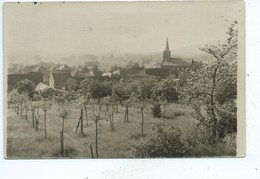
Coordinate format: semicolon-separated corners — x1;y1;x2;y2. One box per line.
162;58;192;67
23;65;38;73
8;72;43;86
71;69;79;77
8;74;28;85
27;72;43;84
50;64;72;73
145;68;163;76
120;67;144;76
52;72;72;82
32;65;48;72
78;66;90;73
71;66;90;77
191;60;203;67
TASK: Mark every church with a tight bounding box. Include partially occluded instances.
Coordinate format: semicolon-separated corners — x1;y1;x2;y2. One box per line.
161;38;202;74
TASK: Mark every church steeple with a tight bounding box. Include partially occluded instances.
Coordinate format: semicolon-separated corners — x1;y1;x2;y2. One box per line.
165;38;169;51
163;38;171;63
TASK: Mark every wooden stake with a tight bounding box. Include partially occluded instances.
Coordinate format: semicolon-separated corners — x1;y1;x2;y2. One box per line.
141;108;144;138
25;110;28;120
90;145;94;158
83;104;88;126
164;104;166;126
80;108;83;134
60;131;64;156
44;111;47;140
32;110;35;128
95;118;98;158
126;106;129;123
60;117;65;156
124;107;127;122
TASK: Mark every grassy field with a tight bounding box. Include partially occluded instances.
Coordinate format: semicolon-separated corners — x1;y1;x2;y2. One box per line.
5;103;195;159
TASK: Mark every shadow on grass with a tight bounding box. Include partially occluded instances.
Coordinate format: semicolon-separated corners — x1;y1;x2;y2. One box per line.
162;112;185;120
130;133;147;140
52;147;79;158
74;132;88;138
162;116;176;120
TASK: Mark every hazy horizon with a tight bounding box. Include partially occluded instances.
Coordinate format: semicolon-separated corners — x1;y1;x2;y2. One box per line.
4;1;243;61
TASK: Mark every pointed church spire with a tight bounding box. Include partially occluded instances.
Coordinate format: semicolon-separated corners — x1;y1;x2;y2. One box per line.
165;38;169;51
163;38;171;63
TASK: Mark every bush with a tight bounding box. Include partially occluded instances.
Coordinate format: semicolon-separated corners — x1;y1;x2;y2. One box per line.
151;103;161;118
130;133;147;140
216;101;237;138
184;125;236;157
15;79;35;96
133;123;236;158
151;77;179;103
173;111;185;117
133;125;186;158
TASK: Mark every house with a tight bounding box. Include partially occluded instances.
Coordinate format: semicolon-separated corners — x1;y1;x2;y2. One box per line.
8;74;28;91
8;64;23;74
31;65;49;84
34;82;62;97
49;64;72;75
161;38;202;75
8;72;43;91
102;72;113;78
145;68;166;77
27;72;44;85
32;65;48;76
119;67;144;76
23;65;38;74
71;66;91;78
49;72;72;90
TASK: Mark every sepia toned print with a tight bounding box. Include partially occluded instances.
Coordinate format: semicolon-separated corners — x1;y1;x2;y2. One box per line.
4;1;245;159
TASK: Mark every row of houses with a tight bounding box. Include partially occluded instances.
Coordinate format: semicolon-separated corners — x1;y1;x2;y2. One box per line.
8;72;43;92
8;38;202;95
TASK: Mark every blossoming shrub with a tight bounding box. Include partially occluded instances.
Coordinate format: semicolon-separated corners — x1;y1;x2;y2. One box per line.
133;124;186;158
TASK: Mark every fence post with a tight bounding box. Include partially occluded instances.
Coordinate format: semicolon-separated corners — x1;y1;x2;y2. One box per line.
95;118;98;158
80;108;83;134
90;145;94;158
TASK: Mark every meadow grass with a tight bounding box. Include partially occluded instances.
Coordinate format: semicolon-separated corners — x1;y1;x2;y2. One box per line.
5;103;195;159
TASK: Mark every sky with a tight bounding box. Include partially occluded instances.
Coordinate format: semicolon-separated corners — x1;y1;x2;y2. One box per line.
4;1;244;59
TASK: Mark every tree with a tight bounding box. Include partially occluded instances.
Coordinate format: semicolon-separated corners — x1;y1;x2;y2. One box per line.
77;93;91;127
66;78;79;92
138;77;157;100
101;95;116;131
31;103;42;128
17;92;30;118
151;76;178;103
41;99;52;140
150;76;178;122
92;65;100;76
110;65;121;73
8;88;30;119
89;98;102;158
131;90;147;138
180;21;238;141
59;108;70;156
55;94;66;111
87;80;112;103
113;81;134;123
23;99;30;120
8;89;20;115
133;125;186;158
113;81;132;103
151;102;161;118
15;79;35;95
110;93;120;113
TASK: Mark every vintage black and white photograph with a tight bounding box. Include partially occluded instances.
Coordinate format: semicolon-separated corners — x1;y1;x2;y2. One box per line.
4;1;245;159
